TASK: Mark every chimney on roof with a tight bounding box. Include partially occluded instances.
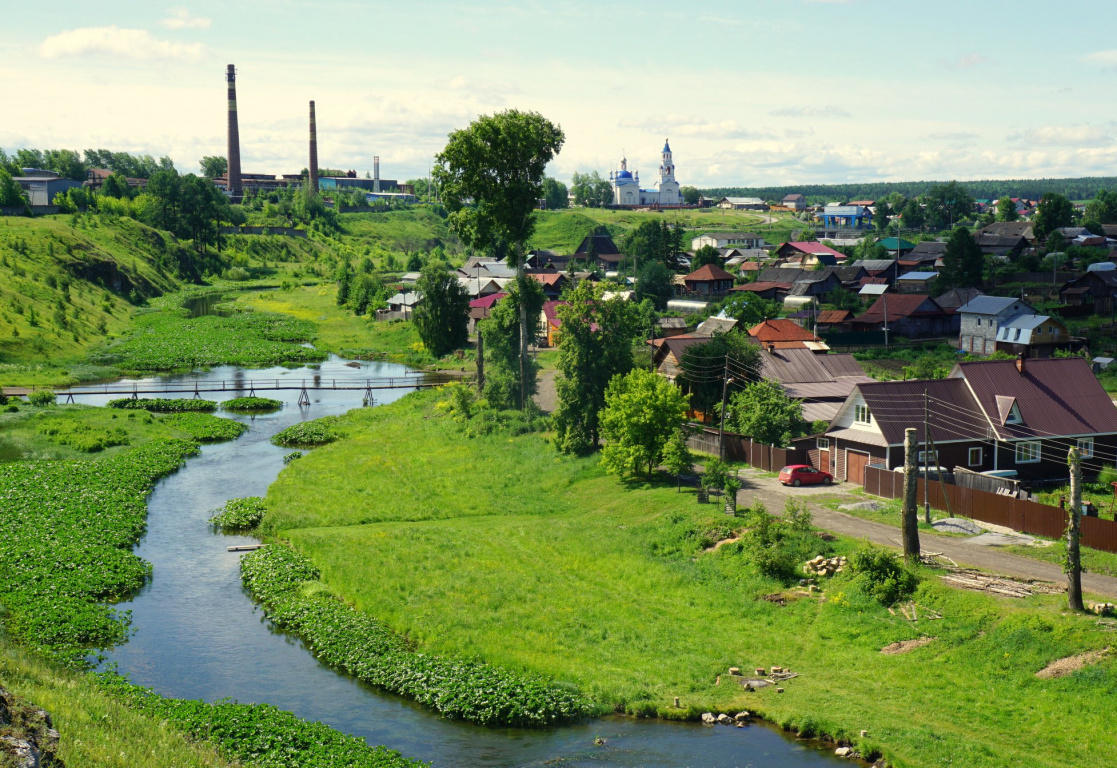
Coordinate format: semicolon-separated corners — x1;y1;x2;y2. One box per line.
1016;353;1025;374
308;101;318;193
226;64;242;202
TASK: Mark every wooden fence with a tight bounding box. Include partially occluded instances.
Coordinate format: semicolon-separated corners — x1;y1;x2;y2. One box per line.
687;427;808;471
863;464;1117;554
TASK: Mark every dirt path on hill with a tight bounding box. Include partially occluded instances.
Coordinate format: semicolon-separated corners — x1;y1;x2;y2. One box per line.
731;468;1117;600
532;369;557;413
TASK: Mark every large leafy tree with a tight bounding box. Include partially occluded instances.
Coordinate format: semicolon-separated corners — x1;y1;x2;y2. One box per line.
724;379;803;447
676;332;761;419
625;220;684;271
636;260;673;310
900;198;926;231
435;110;564;409
996;196;1018;222
938;226;984;289
413;264;470;357
553;282;641;455
692;244;721;269
680;186;700;205
0;169;27;207
1085;190;1117;225
570;171;612;207
923;182;974;229
600;368;689;479
200;155;228;179
542;177;568;210
719;292;781;326
1033;192;1075;241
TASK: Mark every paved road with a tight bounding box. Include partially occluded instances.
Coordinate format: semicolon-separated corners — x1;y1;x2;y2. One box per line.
733;468;1117;600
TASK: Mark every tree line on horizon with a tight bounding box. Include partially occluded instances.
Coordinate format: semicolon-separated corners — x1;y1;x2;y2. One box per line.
702;177;1117;204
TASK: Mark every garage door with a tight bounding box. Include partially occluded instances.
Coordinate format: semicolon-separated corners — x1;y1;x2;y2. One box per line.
846;450;868;486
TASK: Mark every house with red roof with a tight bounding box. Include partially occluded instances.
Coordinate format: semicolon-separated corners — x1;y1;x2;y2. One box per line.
468;292;507;334
528;271;568;300
850;294;958;339
824;357;1117;484
747;318;828;352
681;264;735;297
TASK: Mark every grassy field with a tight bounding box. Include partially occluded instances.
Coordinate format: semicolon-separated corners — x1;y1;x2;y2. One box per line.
261;388;1117;768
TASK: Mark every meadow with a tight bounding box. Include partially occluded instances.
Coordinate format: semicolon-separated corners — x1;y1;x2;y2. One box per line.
260;388;1117;768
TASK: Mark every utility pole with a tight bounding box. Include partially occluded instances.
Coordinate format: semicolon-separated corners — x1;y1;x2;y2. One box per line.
1067;447;1085;612
902;427;921;563
718;357;731;461
476;323;485;393
882;294;890;347
923;389;931;524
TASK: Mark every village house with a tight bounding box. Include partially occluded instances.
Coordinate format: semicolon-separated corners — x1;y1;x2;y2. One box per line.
816;309;854;334
468;292;506;334
976;232;1028;260
934;286;984;311
730;281;792;301
979;220;1035;245
717;196;768;210
525;249;572;271
691;232;766;250
851;258;901;283
995;314;1072;358
681;264;735;297
957;296;1036;356
774;241;845;266
574;233;625;271
782;193;807;211
894;271;939;294
824;357;1117;484
651;335;709;381
1060;268;1117;314
757;346;873;426
656;317;688;337
878;237;916;257
748;318;828;352
850;294;958;339
528;272;567;300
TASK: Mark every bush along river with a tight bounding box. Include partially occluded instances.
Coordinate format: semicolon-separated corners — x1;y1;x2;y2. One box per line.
68;355;849;768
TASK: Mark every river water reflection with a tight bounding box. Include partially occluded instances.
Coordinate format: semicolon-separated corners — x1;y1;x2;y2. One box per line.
69;355;847;768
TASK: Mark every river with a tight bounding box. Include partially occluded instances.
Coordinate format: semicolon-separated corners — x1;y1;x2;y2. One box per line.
67;354;847;768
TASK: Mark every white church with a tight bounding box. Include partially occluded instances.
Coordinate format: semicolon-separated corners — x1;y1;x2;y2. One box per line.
609;139;682;207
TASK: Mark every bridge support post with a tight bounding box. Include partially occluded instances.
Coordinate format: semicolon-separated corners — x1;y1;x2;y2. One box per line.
364;379;375;407
64;392;74;404
298;386;311;407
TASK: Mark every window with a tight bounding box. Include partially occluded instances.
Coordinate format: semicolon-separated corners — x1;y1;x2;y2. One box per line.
854;404;871;425
917;450;939;466
1015;441;1041;464
1078;438;1094;459
976;318;982;327
817;438;830;450
968;447;983;466
1005;403;1023;425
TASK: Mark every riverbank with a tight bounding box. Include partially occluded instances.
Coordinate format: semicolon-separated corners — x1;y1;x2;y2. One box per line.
261;387;1117;768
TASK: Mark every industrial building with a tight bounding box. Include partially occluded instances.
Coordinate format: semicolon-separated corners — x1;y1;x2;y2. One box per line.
12;169;82;206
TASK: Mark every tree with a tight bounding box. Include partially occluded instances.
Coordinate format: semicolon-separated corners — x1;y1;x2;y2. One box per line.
335;260;353;306
200;155;228;179
1033;192;1075;241
553;282;640;454
1085;189;1117;225
625;220;684;272
900;198;926;231
676;332;761;419
938;226;984;289
923;182;974;229
100;172;131;199
599;368;689;479
680;186;701;205
570;171;612;207
724;379;802;447
636;260;673;311
692;244;721;269
662;428;694;491
0;169;27;207
719;292;781;326
349;273;385;316
542;177;568;210
874;199;892;231
435;110;565;410
480;278;546;410
413;263;470;357
996;196;1019;222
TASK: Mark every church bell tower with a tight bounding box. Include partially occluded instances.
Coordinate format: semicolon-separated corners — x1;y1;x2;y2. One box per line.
660;139;674;183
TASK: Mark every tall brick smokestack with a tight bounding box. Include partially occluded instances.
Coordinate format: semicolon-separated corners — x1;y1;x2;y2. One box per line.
226;64;242;202
373;156;380;193
308;100;318;193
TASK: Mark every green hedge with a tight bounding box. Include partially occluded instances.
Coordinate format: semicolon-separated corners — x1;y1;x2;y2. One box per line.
222;396;283;413
108;398;217;413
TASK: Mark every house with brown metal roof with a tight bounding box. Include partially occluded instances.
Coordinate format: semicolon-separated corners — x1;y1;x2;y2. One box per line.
824;356;1117;484
528;271;568;300
850;294;958;339
730;281;792;301
651;335;709;380
682;264;735;297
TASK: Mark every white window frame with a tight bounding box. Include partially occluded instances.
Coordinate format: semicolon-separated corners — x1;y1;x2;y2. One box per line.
917;450;939;466
1015;441;1041;464
854;404;871;425
968;447;983;466
1077;438;1094;459
1005;404;1023;425
817;437;830;450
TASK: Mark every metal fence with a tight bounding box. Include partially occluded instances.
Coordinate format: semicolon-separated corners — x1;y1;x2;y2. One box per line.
862;465;1117;553
686;427;808;470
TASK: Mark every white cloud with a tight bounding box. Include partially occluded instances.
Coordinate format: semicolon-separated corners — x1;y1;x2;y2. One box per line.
770;105;851;118
1085;49;1117;69
949;53;988;69
1011;123;1115;148
161;7;211;30
40;26;207;61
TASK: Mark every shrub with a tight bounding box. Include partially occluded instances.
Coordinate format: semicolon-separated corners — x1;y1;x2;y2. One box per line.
27;390;56;407
222;396;283;413
223;266;251;281
271;416;341;447
284;451;304;464
209;497;267;531
739;500;830;583
1098;464;1117;490
36;420;129;452
108;398;217;413
849;546;920;605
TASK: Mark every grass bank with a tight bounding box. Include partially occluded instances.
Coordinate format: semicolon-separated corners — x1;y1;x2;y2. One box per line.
261;388;1117;768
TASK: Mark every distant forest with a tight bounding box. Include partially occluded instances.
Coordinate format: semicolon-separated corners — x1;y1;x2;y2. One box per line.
700;177;1117;203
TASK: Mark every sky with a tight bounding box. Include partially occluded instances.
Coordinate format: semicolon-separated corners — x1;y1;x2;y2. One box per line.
4;1;1117;189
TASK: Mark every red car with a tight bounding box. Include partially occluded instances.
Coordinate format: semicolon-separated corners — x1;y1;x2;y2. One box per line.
779;464;833;487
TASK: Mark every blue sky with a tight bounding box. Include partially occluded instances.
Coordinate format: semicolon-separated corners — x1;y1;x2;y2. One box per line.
3;1;1117;187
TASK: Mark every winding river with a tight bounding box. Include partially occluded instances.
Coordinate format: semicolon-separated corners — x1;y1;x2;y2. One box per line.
68;354;847;768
